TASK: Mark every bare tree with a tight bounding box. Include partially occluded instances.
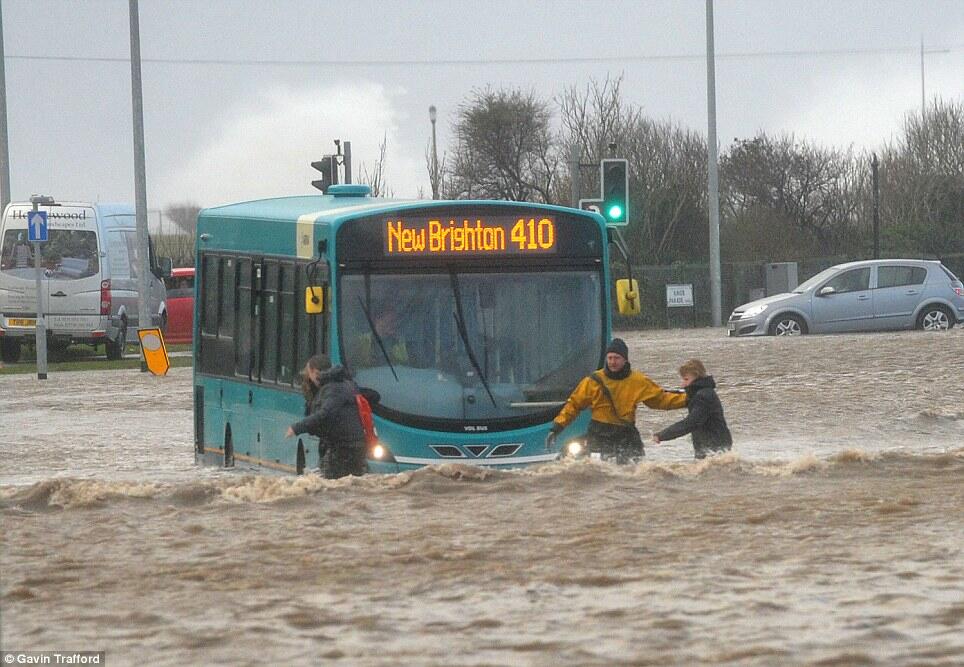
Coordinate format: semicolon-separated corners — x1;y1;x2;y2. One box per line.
163;202;202;235
719;134;864;258
444;87;558;202
875;98;964;256
558;75;708;263
358;133;394;198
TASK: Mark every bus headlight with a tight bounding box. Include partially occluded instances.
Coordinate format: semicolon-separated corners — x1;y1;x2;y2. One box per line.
369;442;396;463
565;440;585;458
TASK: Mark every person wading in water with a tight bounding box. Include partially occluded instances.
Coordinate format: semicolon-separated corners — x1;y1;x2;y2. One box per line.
546;338;688;463
285;354;368;479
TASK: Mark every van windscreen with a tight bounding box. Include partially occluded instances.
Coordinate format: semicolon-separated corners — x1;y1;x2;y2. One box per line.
0;229;100;280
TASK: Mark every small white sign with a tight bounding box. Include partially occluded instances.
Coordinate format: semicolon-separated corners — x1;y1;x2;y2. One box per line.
666;283;694;307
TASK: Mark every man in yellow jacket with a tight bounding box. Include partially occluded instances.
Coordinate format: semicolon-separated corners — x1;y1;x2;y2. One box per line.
546;338;687;462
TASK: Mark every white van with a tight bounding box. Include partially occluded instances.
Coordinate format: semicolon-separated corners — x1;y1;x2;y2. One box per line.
0;201;171;362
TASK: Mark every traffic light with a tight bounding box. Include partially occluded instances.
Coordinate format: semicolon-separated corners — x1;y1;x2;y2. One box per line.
310;156;338;192
600;158;628;225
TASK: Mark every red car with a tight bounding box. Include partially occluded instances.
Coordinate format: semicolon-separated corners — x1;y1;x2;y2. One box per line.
163;267;195;344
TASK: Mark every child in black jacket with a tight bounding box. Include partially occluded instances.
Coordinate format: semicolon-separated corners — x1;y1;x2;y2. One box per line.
653;359;732;459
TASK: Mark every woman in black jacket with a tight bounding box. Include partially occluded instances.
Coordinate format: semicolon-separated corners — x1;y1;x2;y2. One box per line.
653;359;733;459
285;354;368;478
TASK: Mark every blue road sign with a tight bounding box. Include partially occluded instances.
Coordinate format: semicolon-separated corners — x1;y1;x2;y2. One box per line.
28;210;48;242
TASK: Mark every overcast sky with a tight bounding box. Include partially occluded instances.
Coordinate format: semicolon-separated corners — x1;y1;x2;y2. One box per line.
3;0;962;214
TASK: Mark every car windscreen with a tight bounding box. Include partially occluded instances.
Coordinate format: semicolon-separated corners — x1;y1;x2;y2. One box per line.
794;266;840;293
0;228;99;280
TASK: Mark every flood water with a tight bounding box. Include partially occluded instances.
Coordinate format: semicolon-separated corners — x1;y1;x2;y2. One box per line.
2;327;962;666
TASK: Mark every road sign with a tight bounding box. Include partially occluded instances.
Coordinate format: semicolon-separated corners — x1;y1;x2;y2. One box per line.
28;211;48;242
666;283;694;307
578;198;602;214
137;327;171;376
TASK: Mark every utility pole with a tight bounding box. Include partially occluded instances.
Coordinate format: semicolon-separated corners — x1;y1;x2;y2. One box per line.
570;145;580;208
920;36;925;119
429;106;439;199
872;153;880;259
129;0;150;370
705;0;722;327
0;0;11;212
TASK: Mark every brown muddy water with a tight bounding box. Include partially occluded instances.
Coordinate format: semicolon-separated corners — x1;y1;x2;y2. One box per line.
1;327;962;666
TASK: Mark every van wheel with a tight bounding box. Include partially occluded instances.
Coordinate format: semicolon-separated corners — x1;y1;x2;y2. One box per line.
769;314;807;336
106;323;127;360
917;305;953;331
1;339;21;363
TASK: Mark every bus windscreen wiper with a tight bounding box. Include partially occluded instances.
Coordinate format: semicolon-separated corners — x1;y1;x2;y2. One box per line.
356;296;399;382
450;272;497;407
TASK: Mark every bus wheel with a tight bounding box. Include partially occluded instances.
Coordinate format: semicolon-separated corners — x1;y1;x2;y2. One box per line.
223;425;235;467
1;339;21;364
296;440;306;475
106;321;127;360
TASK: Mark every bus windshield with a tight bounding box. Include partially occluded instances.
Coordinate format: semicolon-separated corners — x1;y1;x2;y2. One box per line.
340;269;603;423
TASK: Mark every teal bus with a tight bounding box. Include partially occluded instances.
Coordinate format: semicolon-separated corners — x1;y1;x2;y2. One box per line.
193;185;639;474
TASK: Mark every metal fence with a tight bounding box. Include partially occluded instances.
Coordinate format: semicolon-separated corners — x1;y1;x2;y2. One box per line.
616;252;964;329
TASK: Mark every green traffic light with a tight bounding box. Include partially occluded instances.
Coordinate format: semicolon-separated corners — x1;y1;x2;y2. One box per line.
608;205;623;219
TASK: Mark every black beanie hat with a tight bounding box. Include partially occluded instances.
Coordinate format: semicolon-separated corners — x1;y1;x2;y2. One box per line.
606;338;629;359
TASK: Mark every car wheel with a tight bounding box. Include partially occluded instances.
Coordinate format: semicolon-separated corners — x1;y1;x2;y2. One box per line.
106;322;127;360
769;314;806;336
917;305;953;331
1;338;21;363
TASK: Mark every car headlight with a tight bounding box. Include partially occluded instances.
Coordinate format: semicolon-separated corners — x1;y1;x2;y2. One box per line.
742;304;768;318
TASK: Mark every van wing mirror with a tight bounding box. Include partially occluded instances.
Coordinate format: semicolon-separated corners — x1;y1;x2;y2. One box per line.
159;257;173;279
616;278;641;315
305;286;325;314
818;285;835;296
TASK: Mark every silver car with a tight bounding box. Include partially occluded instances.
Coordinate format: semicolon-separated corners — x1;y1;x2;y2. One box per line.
728;259;964;336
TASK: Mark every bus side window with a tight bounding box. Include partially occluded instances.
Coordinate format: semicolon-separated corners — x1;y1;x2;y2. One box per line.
261;261;280;383
219;258;236;340
278;262;296;385
236;258;254;379
201;255;219;337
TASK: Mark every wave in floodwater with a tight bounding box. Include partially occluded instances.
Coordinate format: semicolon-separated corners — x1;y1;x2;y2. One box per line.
3;448;962;511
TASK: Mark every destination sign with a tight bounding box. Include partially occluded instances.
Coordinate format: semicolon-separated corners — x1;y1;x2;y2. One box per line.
384;216;557;256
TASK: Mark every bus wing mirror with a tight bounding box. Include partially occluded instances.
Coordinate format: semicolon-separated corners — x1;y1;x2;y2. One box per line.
616;278;641;315
305;286;325;314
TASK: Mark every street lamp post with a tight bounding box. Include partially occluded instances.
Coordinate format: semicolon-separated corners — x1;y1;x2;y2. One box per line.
705;0;722;327
429;105;439;200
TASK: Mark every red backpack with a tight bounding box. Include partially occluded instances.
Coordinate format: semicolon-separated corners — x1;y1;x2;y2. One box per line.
355;393;378;447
